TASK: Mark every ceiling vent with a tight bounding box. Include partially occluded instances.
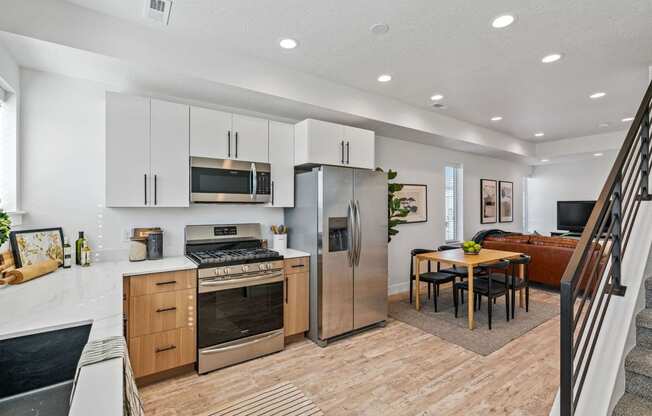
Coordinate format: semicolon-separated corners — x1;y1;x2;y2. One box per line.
144;0;173;25
431;103;447;109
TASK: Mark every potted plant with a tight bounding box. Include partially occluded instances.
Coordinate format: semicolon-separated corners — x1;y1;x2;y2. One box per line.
0;209;10;249
377;168;410;242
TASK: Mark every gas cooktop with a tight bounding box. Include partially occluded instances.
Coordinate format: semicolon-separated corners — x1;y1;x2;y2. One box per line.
187;248;283;267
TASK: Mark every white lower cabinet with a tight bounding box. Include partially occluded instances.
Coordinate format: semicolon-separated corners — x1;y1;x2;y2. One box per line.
106;93;189;207
268;121;294;207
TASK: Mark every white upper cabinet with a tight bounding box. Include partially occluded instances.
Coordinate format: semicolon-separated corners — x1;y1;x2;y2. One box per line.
189;106;231;159
294;119;375;169
344;125;375;170
106;92;151;207
268;121;294;207
150;99;190;207
190;107;269;163
106;93;189;207
232;114;269;163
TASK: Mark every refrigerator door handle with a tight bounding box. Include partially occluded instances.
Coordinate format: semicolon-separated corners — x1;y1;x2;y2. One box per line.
347;200;355;267
354;200;362;265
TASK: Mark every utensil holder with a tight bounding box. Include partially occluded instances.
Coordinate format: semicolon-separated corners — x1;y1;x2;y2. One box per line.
273;234;287;251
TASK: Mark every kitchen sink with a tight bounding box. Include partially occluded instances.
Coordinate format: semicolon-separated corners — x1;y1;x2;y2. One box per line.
0;323;91;416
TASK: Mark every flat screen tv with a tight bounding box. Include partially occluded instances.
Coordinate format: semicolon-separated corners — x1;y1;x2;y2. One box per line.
557;201;596;232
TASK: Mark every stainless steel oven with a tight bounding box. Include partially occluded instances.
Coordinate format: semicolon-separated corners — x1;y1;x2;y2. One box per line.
191;157;271;203
197;260;284;374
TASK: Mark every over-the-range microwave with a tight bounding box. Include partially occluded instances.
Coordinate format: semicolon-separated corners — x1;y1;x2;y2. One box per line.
190;157;271;203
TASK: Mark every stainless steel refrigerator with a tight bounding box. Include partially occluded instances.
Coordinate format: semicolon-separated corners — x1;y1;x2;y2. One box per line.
285;166;388;346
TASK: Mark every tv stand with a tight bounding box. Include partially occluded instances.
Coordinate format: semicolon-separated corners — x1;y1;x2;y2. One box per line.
551;231;582;238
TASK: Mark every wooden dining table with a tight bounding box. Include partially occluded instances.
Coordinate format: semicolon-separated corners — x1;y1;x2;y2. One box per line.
414;248;525;330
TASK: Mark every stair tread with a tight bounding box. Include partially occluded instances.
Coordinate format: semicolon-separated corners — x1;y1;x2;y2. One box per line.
637;309;652;329
626;346;652;378
613;393;652;416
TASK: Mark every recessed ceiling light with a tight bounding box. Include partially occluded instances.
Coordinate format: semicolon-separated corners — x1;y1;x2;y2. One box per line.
622;117;634;122
279;38;298;49
594;153;604;157
430;94;444;101
370;23;390;35
590;92;606;99
491;116;503;121
541;53;563;63
492;14;515;29
377;74;392;83
540;159;550;162
598;122;610;128
534;132;545;137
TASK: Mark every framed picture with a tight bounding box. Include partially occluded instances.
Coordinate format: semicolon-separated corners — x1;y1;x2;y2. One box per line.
395;184;428;223
9;227;65;268
499;181;514;223
480;179;498;224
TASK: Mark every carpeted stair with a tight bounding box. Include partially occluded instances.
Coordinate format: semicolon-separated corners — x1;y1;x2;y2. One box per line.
613;278;652;415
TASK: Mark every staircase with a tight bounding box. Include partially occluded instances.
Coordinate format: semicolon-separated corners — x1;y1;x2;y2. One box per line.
613;277;652;415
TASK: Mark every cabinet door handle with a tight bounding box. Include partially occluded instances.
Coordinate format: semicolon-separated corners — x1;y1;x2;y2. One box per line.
271;181;275;206
155;345;176;353
235;132;239;158
156;306;177;313
154;174;158;205
227;131;231;157
340;141;345;164
291;264;304;269
155;280;177;286
346;141;350;164
144;174;147;205
285;276;288;304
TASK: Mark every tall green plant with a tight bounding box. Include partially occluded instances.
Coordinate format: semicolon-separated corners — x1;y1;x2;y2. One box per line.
377;168;409;242
0;210;10;247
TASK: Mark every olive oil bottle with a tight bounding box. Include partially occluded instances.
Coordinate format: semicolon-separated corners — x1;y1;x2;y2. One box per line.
75;231;86;265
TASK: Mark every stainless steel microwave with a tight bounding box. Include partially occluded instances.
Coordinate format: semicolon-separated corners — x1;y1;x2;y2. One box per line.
191;157;271;203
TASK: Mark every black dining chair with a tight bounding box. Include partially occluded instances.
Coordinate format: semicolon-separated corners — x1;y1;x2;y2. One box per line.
487;255;532;319
453;259;511;330
409;249;456;312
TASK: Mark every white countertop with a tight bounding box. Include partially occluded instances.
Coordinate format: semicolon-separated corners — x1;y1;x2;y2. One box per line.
0;251;309;415
0;256;196;416
276;248;311;259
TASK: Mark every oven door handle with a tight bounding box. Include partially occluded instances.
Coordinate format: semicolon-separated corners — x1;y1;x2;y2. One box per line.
199;271;284;292
200;330;283;355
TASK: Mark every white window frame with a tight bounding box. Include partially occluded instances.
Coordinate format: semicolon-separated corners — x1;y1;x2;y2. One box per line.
444;164;463;243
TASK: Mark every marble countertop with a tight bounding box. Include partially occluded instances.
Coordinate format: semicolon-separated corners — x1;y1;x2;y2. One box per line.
0;256;197;416
276;248;311;259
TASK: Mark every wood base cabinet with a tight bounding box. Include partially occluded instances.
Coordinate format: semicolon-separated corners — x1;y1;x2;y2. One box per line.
284;257;310;337
123;269;196;379
129;327;196;378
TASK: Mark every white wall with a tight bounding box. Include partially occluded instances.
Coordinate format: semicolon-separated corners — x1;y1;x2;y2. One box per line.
375;136;530;294
527;151;617;235
19;69;283;261
0;40;20;215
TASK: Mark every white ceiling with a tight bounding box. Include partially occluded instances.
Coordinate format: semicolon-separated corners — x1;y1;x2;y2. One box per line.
63;0;652;142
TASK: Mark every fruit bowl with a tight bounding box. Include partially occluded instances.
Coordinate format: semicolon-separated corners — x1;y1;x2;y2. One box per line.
462;241;482;255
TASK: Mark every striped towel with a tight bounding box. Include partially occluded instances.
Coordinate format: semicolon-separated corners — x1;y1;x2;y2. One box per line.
70;336;144;416
211;382;323;416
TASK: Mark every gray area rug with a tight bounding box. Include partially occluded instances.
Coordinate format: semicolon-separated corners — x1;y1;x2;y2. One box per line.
389;286;559;356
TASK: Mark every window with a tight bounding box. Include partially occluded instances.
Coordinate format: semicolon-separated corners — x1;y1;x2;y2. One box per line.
445;164;463;242
0;85;18;215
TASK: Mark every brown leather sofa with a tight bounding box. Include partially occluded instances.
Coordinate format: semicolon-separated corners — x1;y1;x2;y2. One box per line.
482;234;581;288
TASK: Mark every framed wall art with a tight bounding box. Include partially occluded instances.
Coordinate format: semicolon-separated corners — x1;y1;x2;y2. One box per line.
499;181;514;223
480;179;498;224
9;227;65;268
395;184;428;223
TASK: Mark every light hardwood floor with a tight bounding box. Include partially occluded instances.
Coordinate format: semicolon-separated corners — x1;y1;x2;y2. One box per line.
140;287;560;416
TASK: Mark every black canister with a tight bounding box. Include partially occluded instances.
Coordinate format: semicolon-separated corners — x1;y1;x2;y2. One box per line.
146;230;163;260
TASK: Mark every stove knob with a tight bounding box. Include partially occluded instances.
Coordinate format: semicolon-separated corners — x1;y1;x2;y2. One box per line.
214;268;219;276
223;267;231;275
259;263;266;271
242;265;249;273
265;263;272;270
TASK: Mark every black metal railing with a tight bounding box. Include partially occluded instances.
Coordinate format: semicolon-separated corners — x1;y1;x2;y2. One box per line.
560;79;652;415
